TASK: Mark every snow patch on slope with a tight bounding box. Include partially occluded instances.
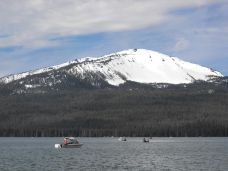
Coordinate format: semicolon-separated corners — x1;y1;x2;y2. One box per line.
0;49;223;86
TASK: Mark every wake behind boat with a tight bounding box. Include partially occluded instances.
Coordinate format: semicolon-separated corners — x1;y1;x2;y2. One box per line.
55;137;83;148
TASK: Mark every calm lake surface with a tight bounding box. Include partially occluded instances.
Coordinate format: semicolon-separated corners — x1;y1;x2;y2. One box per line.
0;137;228;171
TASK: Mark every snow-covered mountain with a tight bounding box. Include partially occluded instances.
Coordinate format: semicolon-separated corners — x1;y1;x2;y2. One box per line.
0;49;223;87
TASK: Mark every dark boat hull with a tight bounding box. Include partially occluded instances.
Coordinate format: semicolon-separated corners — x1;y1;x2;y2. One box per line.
61;144;83;148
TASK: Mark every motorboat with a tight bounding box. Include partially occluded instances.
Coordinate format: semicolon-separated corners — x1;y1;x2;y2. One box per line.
55;137;83;148
118;137;127;141
143;137;149;143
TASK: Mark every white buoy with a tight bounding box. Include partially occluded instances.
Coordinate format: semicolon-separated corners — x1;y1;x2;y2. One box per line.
55;144;61;148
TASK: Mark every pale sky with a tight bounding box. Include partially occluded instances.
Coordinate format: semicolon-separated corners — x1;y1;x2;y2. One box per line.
0;0;227;77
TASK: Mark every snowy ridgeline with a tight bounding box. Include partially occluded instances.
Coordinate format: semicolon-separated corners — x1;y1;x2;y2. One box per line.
0;49;223;86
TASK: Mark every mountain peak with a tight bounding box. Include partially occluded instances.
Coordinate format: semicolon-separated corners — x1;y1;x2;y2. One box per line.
0;49;223;87
105;48;167;58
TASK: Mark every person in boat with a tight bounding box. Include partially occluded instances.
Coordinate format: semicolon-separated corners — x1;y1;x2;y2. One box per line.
143;137;149;143
64;137;79;145
64;137;67;145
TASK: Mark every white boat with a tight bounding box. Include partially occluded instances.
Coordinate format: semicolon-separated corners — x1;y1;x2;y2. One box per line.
55;137;83;148
118;137;127;141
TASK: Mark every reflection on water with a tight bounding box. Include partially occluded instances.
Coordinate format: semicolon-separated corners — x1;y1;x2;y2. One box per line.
0;137;228;171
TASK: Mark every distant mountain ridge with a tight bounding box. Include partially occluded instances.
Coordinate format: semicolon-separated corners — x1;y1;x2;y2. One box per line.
0;49;223;89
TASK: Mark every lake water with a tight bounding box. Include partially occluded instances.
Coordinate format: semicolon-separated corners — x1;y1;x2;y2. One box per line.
0;137;228;171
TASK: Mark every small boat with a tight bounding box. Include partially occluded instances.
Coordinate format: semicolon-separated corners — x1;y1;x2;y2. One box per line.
56;144;83;148
118;137;127;141
55;137;83;148
143;137;149;143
